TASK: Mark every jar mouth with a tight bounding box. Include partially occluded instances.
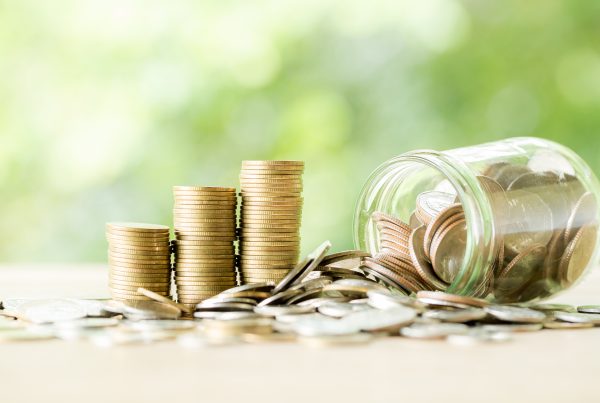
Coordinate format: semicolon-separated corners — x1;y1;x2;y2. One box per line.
354;149;496;296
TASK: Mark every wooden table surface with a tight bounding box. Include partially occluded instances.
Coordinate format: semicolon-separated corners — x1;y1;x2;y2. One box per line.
1;264;599;403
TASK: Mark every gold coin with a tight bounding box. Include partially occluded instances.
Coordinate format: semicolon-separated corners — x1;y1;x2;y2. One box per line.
108;257;171;266
106;228;169;238
110;279;170;288
106;222;170;233
176;279;236;285
108;250;170;259
240;222;301;229
108;258;171;267
109;268;171;276
242;160;304;167
105;238;170;248
173;217;235;223
172;190;236;197
174;222;236;230
239;245;299;252
109;244;171;253
173;186;236;192
174;236;236;242
108;260;170;269
173;239;233;246
175;273;236;280
173;196;238;203
177;288;231;294
173;209;236;216
240;241;300;247
238;237;301;243
106;234;170;244
239;174;303;180
110;284;169;293
136;288;193;314
111;289;169;297
108;247;170;256
174;229;236;235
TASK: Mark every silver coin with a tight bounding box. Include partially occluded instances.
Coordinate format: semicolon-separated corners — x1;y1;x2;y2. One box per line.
480;323;543;332
53;318;120;329
367;290;424;311
553;311;600;325
254;305;315;316
287;276;333;292
20;299;87;324
272;240;332;294
543;321;594;330
577;305;600;314
341;306;416;332
193;311;262;320
297;297;351;308
422;308;487;323
290;314;360;336
298;333;374;347
124;320;196;331
484;305;546;323
400;323;469;339
416;191;456;223
447;328;512;345
318;301;371;318
122;300;182;320
256;289;303;307
528;303;576;313
195;302;255;312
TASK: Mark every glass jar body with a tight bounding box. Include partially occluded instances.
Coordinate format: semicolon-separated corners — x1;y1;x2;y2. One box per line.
354;137;600;303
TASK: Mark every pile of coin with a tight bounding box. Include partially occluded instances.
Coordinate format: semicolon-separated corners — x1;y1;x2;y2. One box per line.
238;161;304;284
172;186;237;307
366;165;598;303
4;243;600;346
105;223;171;302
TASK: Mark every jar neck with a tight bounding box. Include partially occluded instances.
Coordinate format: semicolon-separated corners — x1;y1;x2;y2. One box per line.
356;149;496;295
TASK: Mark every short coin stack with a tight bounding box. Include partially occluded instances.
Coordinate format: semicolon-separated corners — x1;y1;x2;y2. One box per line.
238;161;304;284
172;186;237;308
105;223;172;302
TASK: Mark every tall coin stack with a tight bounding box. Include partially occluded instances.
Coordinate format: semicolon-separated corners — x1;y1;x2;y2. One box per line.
238;160;304;283
172;186;238;308
105;222;172;301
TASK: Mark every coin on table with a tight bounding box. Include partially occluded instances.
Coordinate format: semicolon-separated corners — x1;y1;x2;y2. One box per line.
484;305;546;323
272;241;332;294
553;311;600;324
137;287;192;314
543;321;594;329
19;299;87;324
422;308;487;323
577;305;600;314
416;291;489;308
400;323;469;339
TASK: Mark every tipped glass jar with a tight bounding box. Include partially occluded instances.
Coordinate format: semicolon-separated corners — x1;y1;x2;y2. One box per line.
354;137;600;303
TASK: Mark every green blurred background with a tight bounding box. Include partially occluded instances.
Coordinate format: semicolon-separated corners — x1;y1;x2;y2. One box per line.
2;0;600;262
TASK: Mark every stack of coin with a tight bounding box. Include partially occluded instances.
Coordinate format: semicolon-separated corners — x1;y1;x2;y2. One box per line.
105;223;172;302
238;161;304;284
172;186;237;308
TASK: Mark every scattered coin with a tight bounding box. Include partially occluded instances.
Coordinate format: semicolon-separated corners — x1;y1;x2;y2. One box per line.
484;305;546;323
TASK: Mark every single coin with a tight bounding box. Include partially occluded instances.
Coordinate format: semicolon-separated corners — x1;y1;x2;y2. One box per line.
502;190;554;257
553;311;600;324
423;308;487;323
480;323;543;333
109;265;171;274
108;260;170;269
544;321;594;329
106;222;170;233
110;273;171;282
559;225;597;286
173;186;236;192
135;288;192;314
400;323;469;339
415;191;456;224
429;218;467;284
106;233;170;243
271;241;332;294
577;305;600;314
423;204;463;257
484;305;546;323
416;291;489;308
409;226;448;290
320;250;371;266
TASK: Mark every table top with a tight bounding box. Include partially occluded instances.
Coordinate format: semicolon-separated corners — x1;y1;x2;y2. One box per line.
1;264;599;403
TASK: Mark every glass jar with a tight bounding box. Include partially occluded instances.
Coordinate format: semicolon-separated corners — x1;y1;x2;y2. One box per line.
354;137;600;303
